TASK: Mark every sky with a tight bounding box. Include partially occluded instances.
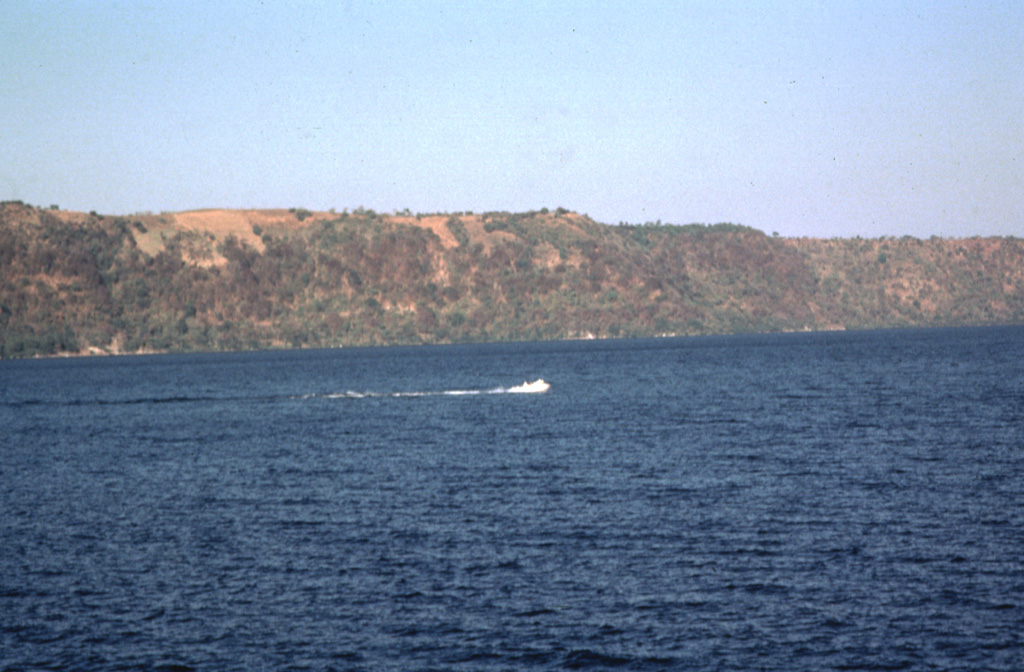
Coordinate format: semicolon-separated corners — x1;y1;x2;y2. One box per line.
2;1;1022;238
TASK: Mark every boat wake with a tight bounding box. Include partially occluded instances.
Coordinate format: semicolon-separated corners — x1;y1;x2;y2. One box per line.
303;379;550;400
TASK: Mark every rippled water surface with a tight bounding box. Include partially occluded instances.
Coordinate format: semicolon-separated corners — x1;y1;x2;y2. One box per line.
2;327;1023;671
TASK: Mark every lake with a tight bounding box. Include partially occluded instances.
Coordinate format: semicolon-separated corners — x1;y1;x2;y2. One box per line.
2;326;1022;671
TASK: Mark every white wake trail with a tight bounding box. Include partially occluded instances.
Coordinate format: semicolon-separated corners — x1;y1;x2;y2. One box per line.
309;379;550;400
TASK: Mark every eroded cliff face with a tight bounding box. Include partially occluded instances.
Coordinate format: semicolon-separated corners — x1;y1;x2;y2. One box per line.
3;201;1023;357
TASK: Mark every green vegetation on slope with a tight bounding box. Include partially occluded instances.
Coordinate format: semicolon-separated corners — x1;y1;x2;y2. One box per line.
2;201;1023;357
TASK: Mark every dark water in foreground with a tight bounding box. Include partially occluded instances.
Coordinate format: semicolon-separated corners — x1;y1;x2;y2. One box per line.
2;327;1023;671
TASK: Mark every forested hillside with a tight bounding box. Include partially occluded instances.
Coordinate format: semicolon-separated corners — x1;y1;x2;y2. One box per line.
2;201;1023;358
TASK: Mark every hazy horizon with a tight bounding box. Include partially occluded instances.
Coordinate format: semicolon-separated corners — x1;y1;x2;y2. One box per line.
3;1;1022;239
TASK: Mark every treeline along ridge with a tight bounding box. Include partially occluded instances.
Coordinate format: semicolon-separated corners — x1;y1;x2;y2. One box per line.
2;201;1022;357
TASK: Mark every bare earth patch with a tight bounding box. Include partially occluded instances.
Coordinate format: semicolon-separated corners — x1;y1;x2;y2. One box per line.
390;215;460;248
173;210;266;250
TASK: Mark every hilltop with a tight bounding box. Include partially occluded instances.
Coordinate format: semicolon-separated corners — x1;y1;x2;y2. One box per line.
2;201;1023;358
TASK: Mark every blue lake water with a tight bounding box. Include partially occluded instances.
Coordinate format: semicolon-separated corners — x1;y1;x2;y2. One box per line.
2;326;1023;671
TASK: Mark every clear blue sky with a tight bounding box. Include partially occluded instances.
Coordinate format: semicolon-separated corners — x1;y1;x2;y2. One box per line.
3;1;1022;238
